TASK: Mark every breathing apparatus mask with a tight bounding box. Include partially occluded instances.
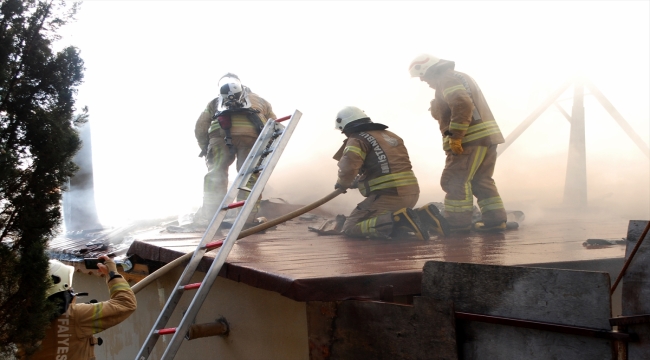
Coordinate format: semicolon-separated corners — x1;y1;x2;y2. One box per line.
217;75;251;112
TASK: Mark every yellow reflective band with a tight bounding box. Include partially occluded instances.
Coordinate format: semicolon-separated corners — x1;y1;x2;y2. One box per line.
208;114;259;134
367;170;416;187
359;217;377;235
109;282;131;296
463;127;502;143
343;146;366;160
449;122;469;131
444;198;473;206
441;121;501;144
478;196;502;206
370;178;419;192
481;203;505;212
231;114;255;128
478;196;504;212
465;120;499;135
468;147;487;179
358;171;418;195
443;146;488;212
92;303;104;334
443;84;466;98
444;205;474;213
208;121;221;133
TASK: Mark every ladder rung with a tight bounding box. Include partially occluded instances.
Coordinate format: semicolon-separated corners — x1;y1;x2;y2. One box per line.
224;200;245;209
181;283;202;291
156;328;177;335
136;110;303;360
204;239;224;250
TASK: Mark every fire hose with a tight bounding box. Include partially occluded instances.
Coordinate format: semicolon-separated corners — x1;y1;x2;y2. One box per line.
132;188;345;294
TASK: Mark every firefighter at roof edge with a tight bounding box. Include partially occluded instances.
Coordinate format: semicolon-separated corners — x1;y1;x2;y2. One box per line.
333;106;450;240
409;54;508;232
23;257;136;360
193;73;276;226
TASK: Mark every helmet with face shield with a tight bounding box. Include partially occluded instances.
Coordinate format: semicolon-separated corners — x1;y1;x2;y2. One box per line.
217;74;251;111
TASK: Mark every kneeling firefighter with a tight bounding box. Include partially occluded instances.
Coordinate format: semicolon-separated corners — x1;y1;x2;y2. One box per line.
333;106;449;240
24;256;136;360
194;73;276;225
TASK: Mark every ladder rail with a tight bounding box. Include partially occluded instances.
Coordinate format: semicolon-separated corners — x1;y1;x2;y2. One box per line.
136;110;302;360
135;116;281;359
161;111;301;359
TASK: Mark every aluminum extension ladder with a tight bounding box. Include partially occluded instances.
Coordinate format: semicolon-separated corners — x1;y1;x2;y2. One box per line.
136;110;302;360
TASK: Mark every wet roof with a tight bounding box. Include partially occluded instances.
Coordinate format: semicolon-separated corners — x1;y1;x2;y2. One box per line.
122;208;628;302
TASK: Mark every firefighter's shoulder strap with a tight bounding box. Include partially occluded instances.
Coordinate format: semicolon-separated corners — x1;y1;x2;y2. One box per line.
213;110;235;154
213;108;265;154
243;108;264;135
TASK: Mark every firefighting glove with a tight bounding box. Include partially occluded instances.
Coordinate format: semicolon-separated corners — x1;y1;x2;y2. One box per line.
101;257;118;273
449;138;464;155
334;183;348;193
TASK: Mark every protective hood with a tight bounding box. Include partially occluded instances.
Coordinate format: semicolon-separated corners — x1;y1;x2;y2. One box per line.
343;122;389;134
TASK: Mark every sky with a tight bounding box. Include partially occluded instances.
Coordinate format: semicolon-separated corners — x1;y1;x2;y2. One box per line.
55;1;650;227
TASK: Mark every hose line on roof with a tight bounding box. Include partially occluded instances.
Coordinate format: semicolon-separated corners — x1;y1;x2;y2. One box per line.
132;188;346;294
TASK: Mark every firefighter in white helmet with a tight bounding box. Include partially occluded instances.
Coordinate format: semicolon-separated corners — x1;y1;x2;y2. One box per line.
24;257;136;360
333;106;449;240
193;73;276;226
409;54;507;232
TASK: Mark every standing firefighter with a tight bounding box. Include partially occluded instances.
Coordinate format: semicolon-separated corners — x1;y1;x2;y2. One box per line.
409;54;507;232
333;106;449;240
24;256;136;359
194;73;276;225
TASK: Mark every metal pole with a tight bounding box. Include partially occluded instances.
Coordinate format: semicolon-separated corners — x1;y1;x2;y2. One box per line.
497;79;573;157
585;80;650;159
610;220;650;295
563;79;588;207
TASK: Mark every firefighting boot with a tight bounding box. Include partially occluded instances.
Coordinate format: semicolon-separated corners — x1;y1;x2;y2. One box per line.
415;203;450;237
390;208;429;241
472;221;507;232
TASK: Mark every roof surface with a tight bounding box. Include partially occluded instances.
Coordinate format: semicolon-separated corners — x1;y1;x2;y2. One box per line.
124;208;628;302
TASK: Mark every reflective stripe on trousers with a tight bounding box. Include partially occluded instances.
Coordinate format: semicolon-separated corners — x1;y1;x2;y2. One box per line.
441;145;506;227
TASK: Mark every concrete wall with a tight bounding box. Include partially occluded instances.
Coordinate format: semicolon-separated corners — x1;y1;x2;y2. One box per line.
622;220;650;359
72;267;309;360
522;257;624;317
423;261;614;360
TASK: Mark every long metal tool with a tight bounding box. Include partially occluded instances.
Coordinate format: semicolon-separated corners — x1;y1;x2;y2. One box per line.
131;188;345;295
135;110;302;360
610;220;650;295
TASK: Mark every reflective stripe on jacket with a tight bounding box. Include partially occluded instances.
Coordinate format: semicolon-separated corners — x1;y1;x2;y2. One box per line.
27;277;137;360
334;129;419;197
195;92;276;150
428;60;504;149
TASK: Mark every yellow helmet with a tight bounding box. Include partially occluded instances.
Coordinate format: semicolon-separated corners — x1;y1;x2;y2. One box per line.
46;260;74;298
408;53;441;78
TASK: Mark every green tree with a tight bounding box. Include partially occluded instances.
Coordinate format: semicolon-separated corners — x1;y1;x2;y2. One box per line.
0;0;85;356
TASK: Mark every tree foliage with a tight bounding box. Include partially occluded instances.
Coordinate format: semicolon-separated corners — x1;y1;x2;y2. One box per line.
0;0;85;356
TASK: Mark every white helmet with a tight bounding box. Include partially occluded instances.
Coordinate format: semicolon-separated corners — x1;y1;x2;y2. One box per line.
408;54;441;78
335;106;370;131
47;260;74;298
217;74;251;111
